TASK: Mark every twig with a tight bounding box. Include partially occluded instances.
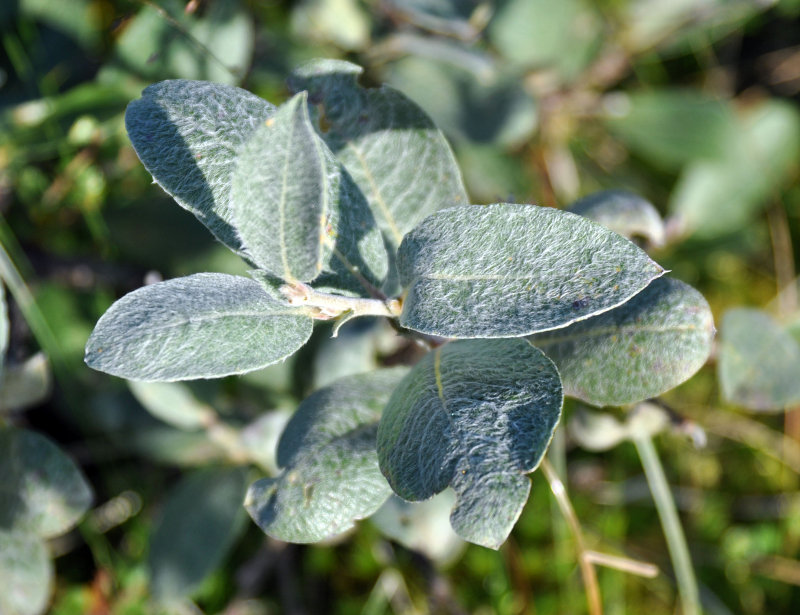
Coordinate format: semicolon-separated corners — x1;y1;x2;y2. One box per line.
583;550;659;579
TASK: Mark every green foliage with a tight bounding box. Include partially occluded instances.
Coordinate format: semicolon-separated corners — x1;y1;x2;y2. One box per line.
0;529;52;615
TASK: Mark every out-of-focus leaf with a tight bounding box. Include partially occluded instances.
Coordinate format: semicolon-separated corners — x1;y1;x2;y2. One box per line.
530;278;714;407
670;99;800;238
371;492;465;563
291;0;370;50
128;381;213;430
21;0;102;51
456;143;533;203
240;409;292;475
718;308;800;411
0;353;51;414
85;274;313;382
384;55;537;147
0;284;7;375
0;529;52;615
245;369;407;543
149;467;248;601
313;318;380;389
287;59;468;249
488;0;601;81
567;189;666;247
231;92;388;288
125;79;275;255
606;90;738;170
101;0;253;86
568;403;670;452
0;428;92;538
377;339;562;549
398;204;665;338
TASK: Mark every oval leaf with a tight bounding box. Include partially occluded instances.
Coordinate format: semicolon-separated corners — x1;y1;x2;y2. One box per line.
288;59;469;248
529;277;714;406
567;189;666;247
245;368;408;543
125;80;275;255
149;467;248;601
718;308;800;411
85;273;313;381
0;530;52;615
398;204;665;338
128;381;214;430
377;339;563;549
0;428;92;538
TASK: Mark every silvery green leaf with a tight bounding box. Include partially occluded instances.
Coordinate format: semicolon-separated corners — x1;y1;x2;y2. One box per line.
85;273;313;381
0;529;51;615
0;354;51;414
530;278;714;406
567;190;666;247
125;80;275;255
149;467;247;601
232;92;388;289
245;368;408;543
288;59;468;248
377;339;562;549
718;308;800;411
0;427;92;538
128;381;214;430
398;204;665;338
371;492;465;563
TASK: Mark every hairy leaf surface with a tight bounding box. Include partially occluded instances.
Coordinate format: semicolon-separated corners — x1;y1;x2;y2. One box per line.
0;530;51;615
231;92;387;289
377;339;562;549
398;204;665;338
288;58;468;248
718;308;800;411
85;273;313;381
568;189;666;247
530;277;713;406
0;428;92;538
125;80;275;254
245;368;408;543
149;467;247;601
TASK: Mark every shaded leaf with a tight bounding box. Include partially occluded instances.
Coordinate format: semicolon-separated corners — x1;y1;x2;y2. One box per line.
125;80;275;255
377;339;563;549
231;92;388;288
149;467;248;601
288;59;468;248
0;529;51;615
0;354;51;414
718;308;800;411
567;189;666;247
530;277;714;406
245;368;408;543
128;381;214;430
85;273;313;381
398;204;665;338
0;427;92;538
371;492;465;563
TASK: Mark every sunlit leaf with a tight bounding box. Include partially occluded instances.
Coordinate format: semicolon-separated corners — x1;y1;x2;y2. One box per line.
291;0;370;50
128;381;214;430
530;278;714;406
125;80;275;255
398;204;665;338
0;427;92;538
718;308;800;411
85;273;313;381
288;59;469;248
149;467;248;601
377;339;562;549
245;368;408;543
0;354;51;414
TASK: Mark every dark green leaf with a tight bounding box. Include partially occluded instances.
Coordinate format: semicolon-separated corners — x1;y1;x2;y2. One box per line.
149;467;248;601
398;204;665;338
0;428;92;538
718;308;800;411
125;80;275;255
245;368;408;543
377;339;563;549
85;273;313;381
529;278;714;406
288;59;469;248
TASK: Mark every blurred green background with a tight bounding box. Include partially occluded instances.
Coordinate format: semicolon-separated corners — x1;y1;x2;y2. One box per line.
2;0;800;613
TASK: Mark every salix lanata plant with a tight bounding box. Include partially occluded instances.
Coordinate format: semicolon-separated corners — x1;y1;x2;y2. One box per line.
85;59;714;549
